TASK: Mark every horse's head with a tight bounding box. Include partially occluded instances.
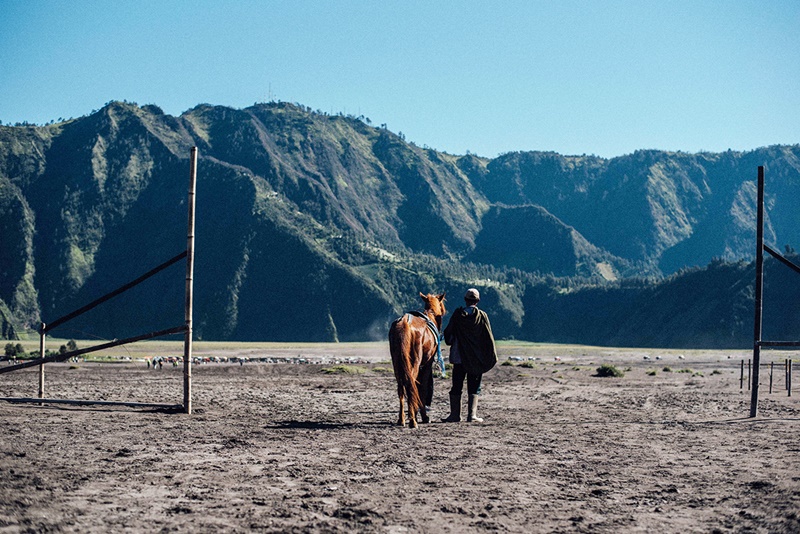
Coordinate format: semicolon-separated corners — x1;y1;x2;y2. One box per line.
419;292;446;329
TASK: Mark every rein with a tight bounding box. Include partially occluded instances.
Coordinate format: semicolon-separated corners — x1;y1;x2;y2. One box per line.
406;311;447;378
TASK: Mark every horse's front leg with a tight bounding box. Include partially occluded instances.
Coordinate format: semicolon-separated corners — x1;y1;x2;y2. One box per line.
418;404;429;424
417;363;433;424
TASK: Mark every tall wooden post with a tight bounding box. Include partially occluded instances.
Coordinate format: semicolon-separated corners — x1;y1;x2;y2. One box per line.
38;322;45;401
750;166;765;418
183;147;197;414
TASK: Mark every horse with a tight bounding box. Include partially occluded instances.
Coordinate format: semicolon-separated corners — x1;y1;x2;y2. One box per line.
388;292;446;428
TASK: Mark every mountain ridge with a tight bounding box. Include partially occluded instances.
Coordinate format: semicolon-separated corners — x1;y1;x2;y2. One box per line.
1;100;799;346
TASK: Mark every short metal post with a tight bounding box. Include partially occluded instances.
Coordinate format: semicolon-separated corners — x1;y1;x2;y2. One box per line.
769;361;774;394
38;323;45;402
787;359;790;392
740;360;744;389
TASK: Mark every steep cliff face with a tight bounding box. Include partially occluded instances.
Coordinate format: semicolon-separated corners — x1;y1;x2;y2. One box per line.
0;177;37;327
0;100;798;345
182;103;487;255
467;204;629;279
482;147;800;274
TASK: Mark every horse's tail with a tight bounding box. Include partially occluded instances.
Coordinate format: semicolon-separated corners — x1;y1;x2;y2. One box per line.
389;317;422;412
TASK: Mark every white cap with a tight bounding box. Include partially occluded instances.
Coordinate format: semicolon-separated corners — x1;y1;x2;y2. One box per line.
465;288;480;301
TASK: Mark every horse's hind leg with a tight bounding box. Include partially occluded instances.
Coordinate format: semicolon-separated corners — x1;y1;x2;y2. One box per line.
408;402;418;429
397;389;406;427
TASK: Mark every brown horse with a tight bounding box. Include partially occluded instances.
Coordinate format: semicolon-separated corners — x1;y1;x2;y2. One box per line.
388;292;446;428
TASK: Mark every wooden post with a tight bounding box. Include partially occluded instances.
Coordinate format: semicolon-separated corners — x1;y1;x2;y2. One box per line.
183;147;197;415
750;166;765;417
748;359;751;391
38;322;45;401
789;359;793;397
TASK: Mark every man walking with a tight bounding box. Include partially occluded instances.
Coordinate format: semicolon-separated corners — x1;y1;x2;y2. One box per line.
442;288;497;422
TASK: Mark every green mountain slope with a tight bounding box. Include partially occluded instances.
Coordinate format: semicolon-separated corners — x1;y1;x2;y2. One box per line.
0;100;798;346
467;204;631;279
484;148;800;273
520;255;800;349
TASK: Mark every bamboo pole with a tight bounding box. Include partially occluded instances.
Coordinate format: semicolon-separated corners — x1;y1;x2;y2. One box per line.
183;147;197;415
750;166;765;417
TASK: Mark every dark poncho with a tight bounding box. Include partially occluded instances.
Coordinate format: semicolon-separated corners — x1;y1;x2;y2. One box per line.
444;307;498;375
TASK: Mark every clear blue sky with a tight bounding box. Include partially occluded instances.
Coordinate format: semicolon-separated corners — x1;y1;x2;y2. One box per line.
1;0;798;158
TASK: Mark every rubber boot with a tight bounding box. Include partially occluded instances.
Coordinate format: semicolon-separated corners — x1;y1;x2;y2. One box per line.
442;393;461;422
467;394;483;422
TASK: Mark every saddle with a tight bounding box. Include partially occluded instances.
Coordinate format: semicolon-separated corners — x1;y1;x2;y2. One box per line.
403;311;446;377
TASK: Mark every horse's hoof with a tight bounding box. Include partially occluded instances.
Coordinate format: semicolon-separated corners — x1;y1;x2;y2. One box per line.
409;420;418;429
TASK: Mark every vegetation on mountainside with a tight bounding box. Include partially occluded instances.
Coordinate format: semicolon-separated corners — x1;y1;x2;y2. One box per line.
1;100;799;346
0;177;38;327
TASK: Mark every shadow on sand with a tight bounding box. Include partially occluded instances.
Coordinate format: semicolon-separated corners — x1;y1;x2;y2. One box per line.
265;419;395;430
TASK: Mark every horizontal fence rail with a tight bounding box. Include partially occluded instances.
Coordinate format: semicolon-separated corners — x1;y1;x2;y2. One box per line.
0;325;188;375
45;251;188;333
1;148;198;414
0;397;182;410
764;244;800;276
757;341;800;348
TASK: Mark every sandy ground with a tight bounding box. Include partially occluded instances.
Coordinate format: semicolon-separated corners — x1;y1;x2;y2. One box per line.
1;343;799;533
